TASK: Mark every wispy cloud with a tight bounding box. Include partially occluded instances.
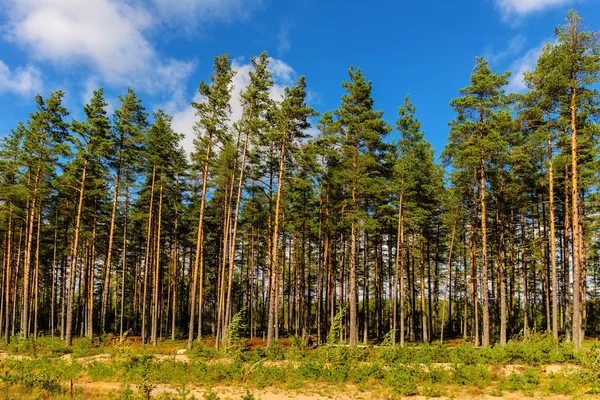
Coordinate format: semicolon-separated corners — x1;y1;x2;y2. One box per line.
486;34;527;64
495;0;577;18
151;0;263;30
277;19;292;56
0;60;41;96
506;40;552;92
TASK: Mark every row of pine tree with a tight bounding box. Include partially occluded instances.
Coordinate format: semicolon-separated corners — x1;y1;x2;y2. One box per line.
0;11;598;350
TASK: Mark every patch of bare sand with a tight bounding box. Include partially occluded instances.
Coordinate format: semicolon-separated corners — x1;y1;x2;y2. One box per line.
73;381;600;400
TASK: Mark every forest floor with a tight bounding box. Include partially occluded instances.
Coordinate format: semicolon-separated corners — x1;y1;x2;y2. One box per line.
0;334;599;399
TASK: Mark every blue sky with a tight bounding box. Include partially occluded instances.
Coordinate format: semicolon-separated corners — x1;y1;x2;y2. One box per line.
1;0;599;157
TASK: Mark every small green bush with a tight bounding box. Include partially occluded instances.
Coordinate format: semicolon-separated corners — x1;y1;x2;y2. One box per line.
452;364;490;389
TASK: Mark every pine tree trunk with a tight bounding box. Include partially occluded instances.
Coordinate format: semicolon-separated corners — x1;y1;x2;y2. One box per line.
216;159;235;347
21;162;41;338
570;84;583;349
470;219;479;346
267;137;286;348
151;176;164;346
142;163;156;343
171;180;179;341
119;186;128;340
188;135;212;349
87;201;97;339
66;159;87;346
498;207;507;346
33;207;41;339
349;147;358;346
420;231;428;343
440;211;457;343
101;163;120;332
480;153;490;347
225;128;251;333
4;206;12;342
564;170;572;341
521;212;528;337
393;192;403;346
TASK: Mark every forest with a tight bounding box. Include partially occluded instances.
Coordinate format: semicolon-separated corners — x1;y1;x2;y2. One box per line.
0;8;599;367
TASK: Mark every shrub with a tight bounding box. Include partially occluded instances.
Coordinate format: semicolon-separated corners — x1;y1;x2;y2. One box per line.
548;373;575;395
452;364;490;389
202;389;219;400
452;341;479;366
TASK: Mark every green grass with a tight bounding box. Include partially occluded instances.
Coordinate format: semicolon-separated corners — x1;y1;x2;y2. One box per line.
0;333;598;399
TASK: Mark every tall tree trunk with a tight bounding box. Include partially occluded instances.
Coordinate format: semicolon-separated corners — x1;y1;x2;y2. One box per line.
216;157;235;347
420;231;428;343
267;137;286;348
21;162;41;338
4;206;12;342
151;176;164;346
87;200;97;339
142;163;156;343
480;153;490;347
119;186;128;340
33;207;41;339
188;135;212;349
393;190;404;346
521;212;528;337
66;159;87;346
101;162;121;333
171;180;179;341
569;84;583;349
497;206;507;346
225;129;251;333
544;117;558;339
349;147;358;346
440;210;457;343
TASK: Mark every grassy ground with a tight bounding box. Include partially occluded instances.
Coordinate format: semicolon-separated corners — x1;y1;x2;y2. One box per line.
0;333;599;399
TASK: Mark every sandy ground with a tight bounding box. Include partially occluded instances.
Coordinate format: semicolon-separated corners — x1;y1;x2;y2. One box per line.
72;380;595;400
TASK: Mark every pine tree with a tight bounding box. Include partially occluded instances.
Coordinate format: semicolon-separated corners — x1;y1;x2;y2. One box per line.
327;67;391;345
445;57;511;347
65;89;111;345
145;110;185;346
266;76;318;347
103;88;148;335
20;91;70;339
188;54;235;349
551;10;600;350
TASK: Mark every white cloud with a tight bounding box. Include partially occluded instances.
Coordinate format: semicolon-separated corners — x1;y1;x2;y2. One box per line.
487;34;526;64
5;0;156;87
496;0;576;17
277;20;291;56
172;57;297;155
0;60;41;96
151;0;262;28
171;92;203;155
507;42;547;92
1;0;256;99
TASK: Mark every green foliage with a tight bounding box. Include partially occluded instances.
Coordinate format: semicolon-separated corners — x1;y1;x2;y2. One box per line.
223;309;247;349
175;384;197;400
202;389;219;400
240;390;255;400
452;364;490;389
0;357;77;396
547;373;576;395
138;376;155;400
500;368;540;391
326;307;346;345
